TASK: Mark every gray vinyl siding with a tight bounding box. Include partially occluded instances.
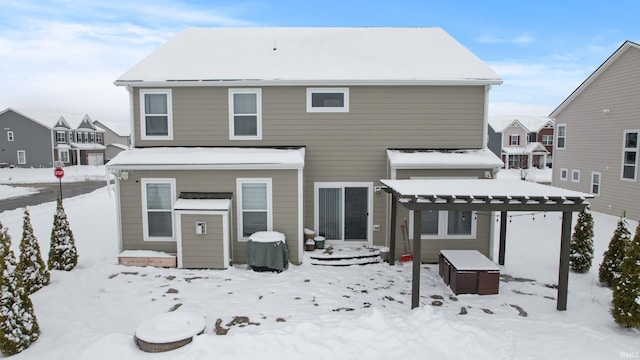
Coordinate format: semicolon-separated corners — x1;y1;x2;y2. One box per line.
180;214;225;269
0;110;53;168
394;168;493;262
118;168;300;264
552;46;640;220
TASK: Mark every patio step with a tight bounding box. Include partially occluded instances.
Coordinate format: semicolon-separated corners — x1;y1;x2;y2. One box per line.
307;246;382;266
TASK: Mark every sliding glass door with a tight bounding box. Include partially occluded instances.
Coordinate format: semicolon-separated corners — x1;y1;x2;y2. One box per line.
315;183;371;242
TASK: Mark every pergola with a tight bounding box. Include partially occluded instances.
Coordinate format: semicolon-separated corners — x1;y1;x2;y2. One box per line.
380;179;593;311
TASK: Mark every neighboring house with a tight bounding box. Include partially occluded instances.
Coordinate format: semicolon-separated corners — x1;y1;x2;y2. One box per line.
107;27;503;269
0;108;53;168
550;40;640;220
488;115;554;169
93;120;130;162
53;114;106;165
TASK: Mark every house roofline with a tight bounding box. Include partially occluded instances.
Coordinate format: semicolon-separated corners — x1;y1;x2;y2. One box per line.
106;164;303;171
0;107;52;130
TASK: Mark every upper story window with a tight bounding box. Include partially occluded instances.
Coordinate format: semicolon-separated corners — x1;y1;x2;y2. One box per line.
560;168;568;181
89;133;95;143
509;135;520;146
307;88;349;112
141;178;176;241
76;132;82;143
7;131;14;142
83;132;89;143
556;124;566;149
229;89;262;140
622;130;638;181
528;132;537;143
56;131;66;143
96;133;103;143
542;134;553;146
591;171;601;195
140;89;173;140
572;169;580;183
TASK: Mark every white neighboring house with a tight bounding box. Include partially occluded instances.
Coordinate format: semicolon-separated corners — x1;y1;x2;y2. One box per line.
488;115;554;169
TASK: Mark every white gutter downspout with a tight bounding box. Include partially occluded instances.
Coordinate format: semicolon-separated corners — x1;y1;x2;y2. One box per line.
127;85;135;148
483;84;492;150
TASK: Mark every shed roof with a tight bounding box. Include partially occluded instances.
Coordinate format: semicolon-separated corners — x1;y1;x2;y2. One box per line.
116;27;502;86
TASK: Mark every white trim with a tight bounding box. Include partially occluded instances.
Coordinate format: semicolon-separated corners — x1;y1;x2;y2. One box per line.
313;182;373;244
408;210;478;240
559;168;568;181
541;134;553;146
621;129;639;181
556;123;566;150
141;178;176;241
571;169;580;183
114;176;123;253
58;149;69;163
17;150;26;164
228;88;262;140
509;134;519;146
297;168;304;263
128;86;136;148
591;171;601;196
140;89;173;140
7;130;14;142
115;79;503;88
236;178;272;241
175;209;231;269
306;88;349;112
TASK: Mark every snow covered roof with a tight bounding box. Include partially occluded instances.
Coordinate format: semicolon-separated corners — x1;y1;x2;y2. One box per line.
55;144;71;149
52;116;72;130
488;115;553;133
106;147;305;170
0;108;51;130
106;143;129;150
70;142;106;150
116;27;502;86
502;142;549;155
386;149;503;169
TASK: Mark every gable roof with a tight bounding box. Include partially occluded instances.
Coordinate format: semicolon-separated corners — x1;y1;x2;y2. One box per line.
0;107;51;130
550;40;640;118
116;27;502;86
76;114;100;131
52;116;72;129
93;120;128;136
488;115;553;133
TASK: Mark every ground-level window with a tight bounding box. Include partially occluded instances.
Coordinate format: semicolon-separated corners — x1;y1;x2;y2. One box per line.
141;178;176;241
591;171;601;195
59;150;69;163
622;130;638;181
17;150;26;164
508;155;519;168
560;168;568;181
7;131;13;142
572;169;580;183
237;179;272;239
556;124;566;149
306;88;349;112
411;210;476;239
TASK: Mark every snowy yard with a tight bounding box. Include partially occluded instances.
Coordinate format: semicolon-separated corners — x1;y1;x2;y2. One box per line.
0;168;638;359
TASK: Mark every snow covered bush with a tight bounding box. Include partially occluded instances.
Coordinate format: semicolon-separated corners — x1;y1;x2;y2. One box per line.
48;197;78;271
569;208;594;273
611;222;640;328
598;215;632;287
0;222;40;355
17;209;50;294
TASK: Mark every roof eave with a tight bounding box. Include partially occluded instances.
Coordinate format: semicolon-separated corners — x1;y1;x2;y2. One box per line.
106;163;304;171
114;78;503;87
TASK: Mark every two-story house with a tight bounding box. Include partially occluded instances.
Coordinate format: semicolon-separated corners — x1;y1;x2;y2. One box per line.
107;27;504;269
0;108;53;168
551;41;640;220
53;114;106;166
488;115;553;169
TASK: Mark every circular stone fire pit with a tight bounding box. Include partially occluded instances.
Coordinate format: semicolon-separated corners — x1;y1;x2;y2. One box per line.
134;312;206;353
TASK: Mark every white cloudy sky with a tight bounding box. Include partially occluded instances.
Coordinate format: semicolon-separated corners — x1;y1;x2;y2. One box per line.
1;0;639;133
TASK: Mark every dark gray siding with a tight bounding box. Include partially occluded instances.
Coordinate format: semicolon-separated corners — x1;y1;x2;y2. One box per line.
0;110;52;167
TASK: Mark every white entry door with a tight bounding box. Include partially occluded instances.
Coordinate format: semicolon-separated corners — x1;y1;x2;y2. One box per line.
314;182;372;243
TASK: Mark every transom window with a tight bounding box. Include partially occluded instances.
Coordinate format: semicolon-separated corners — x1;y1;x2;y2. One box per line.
140;89;173;140
229;89;262;140
7;131;14;142
17;150;26;165
141;179;176;241
560;168;568;181
411;210;476;239
237;179;272;239
591;171;601;195
56;131;66;143
306;88;349;112
556;124;566;149
622;130;638;181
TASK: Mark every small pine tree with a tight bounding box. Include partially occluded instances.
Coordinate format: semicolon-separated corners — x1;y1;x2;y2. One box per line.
611;223;640;327
0;222;40;355
569;208;595;273
599;214;632;287
17;209;50;294
48;197;78;271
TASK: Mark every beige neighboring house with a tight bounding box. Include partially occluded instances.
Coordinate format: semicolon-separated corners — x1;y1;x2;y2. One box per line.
107;27;505;269
93;120;130;162
550;40;640;220
488;115;554;170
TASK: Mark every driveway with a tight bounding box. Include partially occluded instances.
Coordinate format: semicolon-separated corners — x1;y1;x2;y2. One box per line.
0;181;108;212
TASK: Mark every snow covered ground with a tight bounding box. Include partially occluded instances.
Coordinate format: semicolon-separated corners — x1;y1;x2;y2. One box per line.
0;165;109;185
0;169;638;359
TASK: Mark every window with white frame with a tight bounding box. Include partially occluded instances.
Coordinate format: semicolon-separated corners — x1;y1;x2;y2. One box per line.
140;89;173;139
237;179;272;239
229;89;262;140
508;155;519;168
83;133;89;143
59;150;69;163
560;168;568;180
411;210;476;239
542;134;553;146
56;131;66;143
7;131;14;142
527;132;537;143
96;133;103;143
141;179;176;240
591;171;601;195
89;133;95;143
17;150;26;164
572;169;580;182
76;132;82;143
556;124;566;149
509;135;520;146
622;130;638;180
306;88;349;112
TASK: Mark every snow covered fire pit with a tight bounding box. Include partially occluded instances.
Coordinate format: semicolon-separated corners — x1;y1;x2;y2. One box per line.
134;312;206;353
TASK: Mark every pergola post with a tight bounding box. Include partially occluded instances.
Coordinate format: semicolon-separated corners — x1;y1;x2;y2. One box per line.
388;192;398;266
499;211;508;265
557;211;573;311
411;210;422;309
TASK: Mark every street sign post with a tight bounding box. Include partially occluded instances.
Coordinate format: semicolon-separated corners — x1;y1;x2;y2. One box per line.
54;167;64;200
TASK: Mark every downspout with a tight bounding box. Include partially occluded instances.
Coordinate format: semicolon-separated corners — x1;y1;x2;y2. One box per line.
484;84;498;260
483;84;492;150
127;85;136;148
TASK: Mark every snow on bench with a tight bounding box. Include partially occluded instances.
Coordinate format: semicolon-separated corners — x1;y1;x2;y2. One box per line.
118;250;177;268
